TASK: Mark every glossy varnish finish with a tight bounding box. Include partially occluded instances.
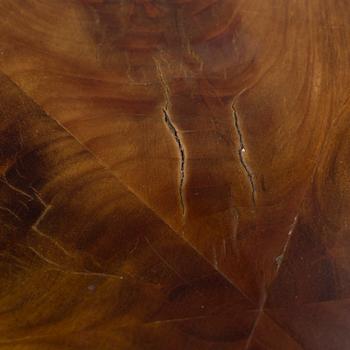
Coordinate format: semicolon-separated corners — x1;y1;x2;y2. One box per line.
0;1;349;349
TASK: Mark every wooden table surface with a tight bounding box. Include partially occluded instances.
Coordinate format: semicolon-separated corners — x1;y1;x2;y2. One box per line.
0;1;349;349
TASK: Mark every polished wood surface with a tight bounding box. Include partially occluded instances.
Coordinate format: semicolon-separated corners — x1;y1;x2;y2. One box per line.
0;0;349;349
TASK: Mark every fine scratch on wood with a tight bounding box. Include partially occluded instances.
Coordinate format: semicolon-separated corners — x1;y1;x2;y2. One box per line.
32;203;53;229
52;269;126;281
144;315;214;326
231;105;256;206
245;215;299;349
275;214;299;271
30;186;48;207
0;206;21;221
244;288;267;350
28;246;63;268
27;246;126;281
31;226;75;260
144;236;187;283
0;174;33;200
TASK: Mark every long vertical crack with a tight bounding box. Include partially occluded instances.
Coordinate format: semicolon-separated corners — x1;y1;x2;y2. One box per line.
163;109;185;215
231;105;256;205
154;58;186;216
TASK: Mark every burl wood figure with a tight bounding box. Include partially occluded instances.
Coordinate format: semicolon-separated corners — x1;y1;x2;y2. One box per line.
0;0;349;349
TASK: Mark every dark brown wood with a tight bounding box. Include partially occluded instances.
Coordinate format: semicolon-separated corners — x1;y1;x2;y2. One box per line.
0;0;349;349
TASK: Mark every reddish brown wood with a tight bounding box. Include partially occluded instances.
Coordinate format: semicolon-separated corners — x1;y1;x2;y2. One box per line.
0;0;349;349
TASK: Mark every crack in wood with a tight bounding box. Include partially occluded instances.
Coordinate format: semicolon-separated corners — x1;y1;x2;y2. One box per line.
231;105;256;205
163;109;186;215
155;57;186;216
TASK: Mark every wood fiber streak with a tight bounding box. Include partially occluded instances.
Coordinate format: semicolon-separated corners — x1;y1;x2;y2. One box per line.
0;0;349;349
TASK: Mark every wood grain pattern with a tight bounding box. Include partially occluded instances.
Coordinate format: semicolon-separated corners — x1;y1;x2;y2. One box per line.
0;0;349;349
